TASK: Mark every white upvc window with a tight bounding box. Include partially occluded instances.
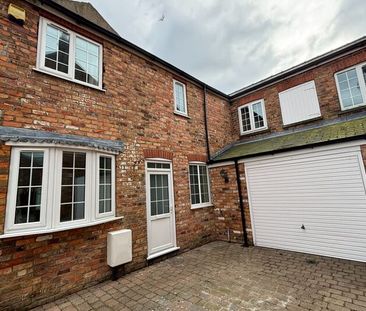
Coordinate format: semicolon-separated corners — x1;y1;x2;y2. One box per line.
36;17;103;89
189;163;211;209
335;63;366;110
5;146;116;235
96;154;116;219
238;99;267;135
173;80;188;116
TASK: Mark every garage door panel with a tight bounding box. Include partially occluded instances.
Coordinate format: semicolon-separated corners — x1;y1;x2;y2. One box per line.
253;199;363;208
247;151;359;169
256;239;366;262
255;224;366;240
250;182;363;191
248;160;360;174
248;169;362;182
246;146;366;262
254;215;366;225
256;233;366;253
252;204;366;210
249;176;361;187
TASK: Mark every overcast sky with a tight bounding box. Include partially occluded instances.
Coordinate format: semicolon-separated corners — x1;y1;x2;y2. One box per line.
82;0;366;94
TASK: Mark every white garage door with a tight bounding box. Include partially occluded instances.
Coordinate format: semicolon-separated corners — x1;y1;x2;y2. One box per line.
245;144;366;262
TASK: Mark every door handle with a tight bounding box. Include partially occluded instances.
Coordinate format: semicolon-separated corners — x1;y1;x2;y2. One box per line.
301;224;305;230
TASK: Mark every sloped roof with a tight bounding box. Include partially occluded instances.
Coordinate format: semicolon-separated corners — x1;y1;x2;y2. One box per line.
51;0;119;36
0;126;123;152
33;1;366;99
212;116;366;162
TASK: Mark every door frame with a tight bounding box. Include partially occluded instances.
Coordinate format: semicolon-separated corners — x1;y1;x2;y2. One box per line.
243;142;366;247
145;158;178;259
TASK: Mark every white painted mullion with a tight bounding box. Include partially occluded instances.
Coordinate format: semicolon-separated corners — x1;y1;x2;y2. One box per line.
5;149;20;231
46;148;55;230
52;149;62;228
182;83;188;114
205;165;212;204
84;151;92;222
356;66;366;105
69;31;76;81
248;103;255;132
238;107;244;135
94;153;99;221
197;165;202;204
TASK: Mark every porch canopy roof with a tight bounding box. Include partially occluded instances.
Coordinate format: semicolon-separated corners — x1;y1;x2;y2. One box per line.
0;126;124;153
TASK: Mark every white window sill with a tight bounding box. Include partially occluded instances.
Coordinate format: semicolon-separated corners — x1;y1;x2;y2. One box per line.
341;103;366;111
0;216;123;239
191;203;213;210
282;115;322;128
240;126;268;136
174;111;190;119
33;68;106;92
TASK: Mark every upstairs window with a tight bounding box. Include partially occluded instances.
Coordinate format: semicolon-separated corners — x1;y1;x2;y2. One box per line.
189;163;211;208
37;17;103;89
5;147;115;236
173;80;188;116
335;64;366;110
279;80;321;126
238;100;267;135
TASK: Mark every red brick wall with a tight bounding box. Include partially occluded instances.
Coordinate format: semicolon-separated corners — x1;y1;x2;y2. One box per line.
207;93;235;156
209;164;253;244
230;49;366;142
0;0;231;308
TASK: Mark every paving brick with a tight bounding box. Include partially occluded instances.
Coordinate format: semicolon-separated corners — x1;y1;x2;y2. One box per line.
24;242;366;311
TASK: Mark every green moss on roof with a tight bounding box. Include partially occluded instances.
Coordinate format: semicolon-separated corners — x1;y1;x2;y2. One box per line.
214;117;366;161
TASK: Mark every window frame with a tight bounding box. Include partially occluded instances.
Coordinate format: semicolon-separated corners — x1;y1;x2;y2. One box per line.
173;79;188;116
188;162;212;209
238;99;268;135
5;147;50;232
52;148;92;229
4;145;116;236
334;62;366;111
96;153;116;220
36;17;103;90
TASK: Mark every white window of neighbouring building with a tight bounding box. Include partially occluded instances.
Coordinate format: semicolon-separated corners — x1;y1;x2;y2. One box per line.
238;99;267;135
173;80;188;116
335;64;366;110
279;80;321;126
5;146;116;236
189;163;211;208
37;17;103;89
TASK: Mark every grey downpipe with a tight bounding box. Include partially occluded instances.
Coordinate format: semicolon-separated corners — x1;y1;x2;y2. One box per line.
234;160;249;247
203;85;211;161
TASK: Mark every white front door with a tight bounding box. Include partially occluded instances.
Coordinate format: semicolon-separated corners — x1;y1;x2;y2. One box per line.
146;161;178;259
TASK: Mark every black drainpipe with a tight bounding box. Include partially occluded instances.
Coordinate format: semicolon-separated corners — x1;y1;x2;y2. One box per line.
203;85;211;161
234;159;249;247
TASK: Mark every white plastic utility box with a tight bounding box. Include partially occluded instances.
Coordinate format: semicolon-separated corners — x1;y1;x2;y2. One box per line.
107;229;132;267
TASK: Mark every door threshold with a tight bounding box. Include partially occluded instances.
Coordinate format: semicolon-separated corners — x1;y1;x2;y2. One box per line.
147;246;180;260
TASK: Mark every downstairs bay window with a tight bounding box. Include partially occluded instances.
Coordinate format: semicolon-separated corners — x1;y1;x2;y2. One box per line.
5;147;116;236
189;163;211;209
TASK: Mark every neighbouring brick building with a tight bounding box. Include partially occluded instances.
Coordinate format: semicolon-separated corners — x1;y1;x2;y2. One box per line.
0;0;365;310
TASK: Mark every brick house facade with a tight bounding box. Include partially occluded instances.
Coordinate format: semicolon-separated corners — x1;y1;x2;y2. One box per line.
0;0;366;310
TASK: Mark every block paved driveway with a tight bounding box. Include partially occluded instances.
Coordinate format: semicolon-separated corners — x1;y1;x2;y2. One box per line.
33;241;366;311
